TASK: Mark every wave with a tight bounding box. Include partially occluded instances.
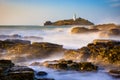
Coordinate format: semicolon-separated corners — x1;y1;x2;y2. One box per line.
0;26;120;49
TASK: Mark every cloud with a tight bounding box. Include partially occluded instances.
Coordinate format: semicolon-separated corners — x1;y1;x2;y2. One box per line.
111;3;120;7
109;0;120;7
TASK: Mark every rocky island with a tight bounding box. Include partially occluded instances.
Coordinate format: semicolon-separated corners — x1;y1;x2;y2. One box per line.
44;17;94;26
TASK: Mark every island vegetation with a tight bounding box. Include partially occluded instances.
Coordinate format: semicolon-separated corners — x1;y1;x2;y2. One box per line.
44;17;94;26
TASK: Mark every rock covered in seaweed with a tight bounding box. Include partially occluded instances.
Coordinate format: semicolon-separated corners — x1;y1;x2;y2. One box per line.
64;39;120;66
42;59;98;71
64;47;90;61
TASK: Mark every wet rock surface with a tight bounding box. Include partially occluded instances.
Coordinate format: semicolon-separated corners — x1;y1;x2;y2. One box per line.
0;60;14;71
0;39;120;79
36;71;48;76
64;39;120;67
8;66;34;72
0;39;64;62
5;71;34;80
42;59;98;71
0;60;34;80
71;23;120;38
0;60;54;80
71;27;99;34
109;69;120;78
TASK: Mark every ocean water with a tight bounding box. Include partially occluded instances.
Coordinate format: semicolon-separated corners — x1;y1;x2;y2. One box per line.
0;25;100;49
0;25;118;80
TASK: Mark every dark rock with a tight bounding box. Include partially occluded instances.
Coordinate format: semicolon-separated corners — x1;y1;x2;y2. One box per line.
5;66;34;80
0;60;14;71
89;39;120;64
0;60;14;79
47;63;68;70
58;59;73;64
42;60;98;71
0;34;22;39
0;60;34;80
92;39;120;44
109;69;120;78
24;36;43;40
0;67;4;77
44;21;53;25
32;42;63;48
63;39;120;67
77;62;98;71
11;34;22;38
5;71;34;80
8;66;34;72
37;71;48;76
37;78;55;80
4;39;31;44
109;28;120;35
0;39;30;50
68;62;79;70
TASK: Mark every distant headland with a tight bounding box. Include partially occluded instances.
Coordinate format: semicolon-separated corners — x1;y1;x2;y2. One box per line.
44;15;94;26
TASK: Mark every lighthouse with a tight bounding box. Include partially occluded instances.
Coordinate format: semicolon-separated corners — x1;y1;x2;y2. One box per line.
73;13;76;21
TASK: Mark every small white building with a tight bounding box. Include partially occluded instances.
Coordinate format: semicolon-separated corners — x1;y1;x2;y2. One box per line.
73;14;76;21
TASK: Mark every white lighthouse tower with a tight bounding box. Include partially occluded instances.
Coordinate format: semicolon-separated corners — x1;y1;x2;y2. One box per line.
73;13;76;21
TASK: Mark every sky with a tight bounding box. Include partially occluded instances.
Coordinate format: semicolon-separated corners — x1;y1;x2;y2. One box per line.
0;0;120;25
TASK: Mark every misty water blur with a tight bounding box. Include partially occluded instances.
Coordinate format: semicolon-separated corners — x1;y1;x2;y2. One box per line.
0;26;101;49
0;25;119;80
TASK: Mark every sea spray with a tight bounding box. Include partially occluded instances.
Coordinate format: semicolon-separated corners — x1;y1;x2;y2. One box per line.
0;26;119;80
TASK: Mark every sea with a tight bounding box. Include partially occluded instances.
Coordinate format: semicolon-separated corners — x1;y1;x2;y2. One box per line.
0;25;119;80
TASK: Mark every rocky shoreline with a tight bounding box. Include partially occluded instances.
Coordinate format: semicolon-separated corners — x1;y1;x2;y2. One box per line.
0;39;64;63
64;39;120;67
71;23;120;38
0;39;120;80
0;60;55;80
